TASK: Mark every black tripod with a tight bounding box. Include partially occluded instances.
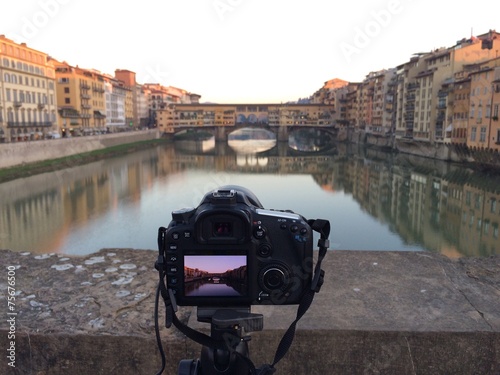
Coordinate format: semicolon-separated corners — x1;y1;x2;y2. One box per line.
178;307;263;375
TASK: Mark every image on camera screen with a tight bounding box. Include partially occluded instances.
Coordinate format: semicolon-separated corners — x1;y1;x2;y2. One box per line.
184;255;247;297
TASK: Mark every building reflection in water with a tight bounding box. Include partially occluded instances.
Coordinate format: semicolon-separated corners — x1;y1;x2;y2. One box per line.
1;133;499;257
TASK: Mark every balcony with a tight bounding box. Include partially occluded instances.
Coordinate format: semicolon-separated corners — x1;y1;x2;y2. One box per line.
59;108;81;118
13;101;22;108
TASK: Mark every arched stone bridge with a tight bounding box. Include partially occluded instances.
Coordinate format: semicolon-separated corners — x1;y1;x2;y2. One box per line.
168;123;339;142
158;103;338;141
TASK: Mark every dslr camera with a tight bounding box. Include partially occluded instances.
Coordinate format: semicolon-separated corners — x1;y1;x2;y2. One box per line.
160;185;314;306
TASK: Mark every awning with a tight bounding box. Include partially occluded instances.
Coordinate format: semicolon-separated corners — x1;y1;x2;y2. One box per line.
94;110;106;117
445;124;453;132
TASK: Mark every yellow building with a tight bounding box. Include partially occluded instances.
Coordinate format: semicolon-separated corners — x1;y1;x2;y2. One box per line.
0;35;58;142
54;60;106;136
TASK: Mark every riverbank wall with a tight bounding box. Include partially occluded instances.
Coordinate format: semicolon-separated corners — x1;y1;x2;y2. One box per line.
0;130;161;169
0;248;498;375
347;128;500;169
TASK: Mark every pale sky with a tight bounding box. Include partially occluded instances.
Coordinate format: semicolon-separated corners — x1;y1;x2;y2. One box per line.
1;0;499;103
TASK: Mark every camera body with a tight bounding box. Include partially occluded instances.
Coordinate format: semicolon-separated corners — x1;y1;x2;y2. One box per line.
161;186;313;306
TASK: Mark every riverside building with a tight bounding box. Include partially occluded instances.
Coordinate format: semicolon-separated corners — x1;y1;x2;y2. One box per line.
394;30;500;144
0;35;58;143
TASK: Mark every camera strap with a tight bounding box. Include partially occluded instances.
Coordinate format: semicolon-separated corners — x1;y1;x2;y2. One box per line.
155;219;330;374
266;218;330;370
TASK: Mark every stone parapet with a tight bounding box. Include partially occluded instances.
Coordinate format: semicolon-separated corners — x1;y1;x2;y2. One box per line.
0;249;498;374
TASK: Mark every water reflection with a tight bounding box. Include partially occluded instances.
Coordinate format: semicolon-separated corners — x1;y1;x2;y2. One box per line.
288;128;336;152
1;139;500;257
228;128;276;154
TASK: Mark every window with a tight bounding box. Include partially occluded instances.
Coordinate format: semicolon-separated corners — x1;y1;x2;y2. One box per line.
64;87;70;94
480;127;486;142
65;98;70;104
471;127;477;141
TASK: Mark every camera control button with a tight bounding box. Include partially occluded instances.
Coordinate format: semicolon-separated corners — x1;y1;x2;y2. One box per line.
168;255;177;262
280;223;287;230
168;244;178;251
171;232;180;240
253;225;266;239
167;266;178;274
168;277;178;285
183;231;192;239
290;224;299;233
258;243;272;257
300;228;308;235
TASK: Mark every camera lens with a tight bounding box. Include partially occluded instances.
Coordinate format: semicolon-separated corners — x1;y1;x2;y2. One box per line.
260;265;289;292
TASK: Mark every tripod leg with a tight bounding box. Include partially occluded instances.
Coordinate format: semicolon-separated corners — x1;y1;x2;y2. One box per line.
178;359;201;375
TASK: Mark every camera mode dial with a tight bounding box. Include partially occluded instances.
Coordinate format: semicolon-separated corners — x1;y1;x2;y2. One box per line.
171;207;196;224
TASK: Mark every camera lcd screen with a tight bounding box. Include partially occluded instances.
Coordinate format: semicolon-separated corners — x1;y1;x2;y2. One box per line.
184;255;247;298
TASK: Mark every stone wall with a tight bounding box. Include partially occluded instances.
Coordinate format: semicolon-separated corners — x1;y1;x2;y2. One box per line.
0;130;160;169
0;248;498;374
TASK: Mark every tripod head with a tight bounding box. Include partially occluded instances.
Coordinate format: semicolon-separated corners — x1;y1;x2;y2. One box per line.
178;307;263;375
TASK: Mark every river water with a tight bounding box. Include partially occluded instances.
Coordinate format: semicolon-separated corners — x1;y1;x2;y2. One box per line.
1;133;500;258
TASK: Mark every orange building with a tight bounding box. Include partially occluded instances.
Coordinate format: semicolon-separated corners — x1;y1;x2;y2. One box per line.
466;57;500;150
54;60;106;136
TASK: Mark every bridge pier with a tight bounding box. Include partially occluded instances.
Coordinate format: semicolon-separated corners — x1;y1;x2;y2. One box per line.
215;127;227;142
273;125;289;142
